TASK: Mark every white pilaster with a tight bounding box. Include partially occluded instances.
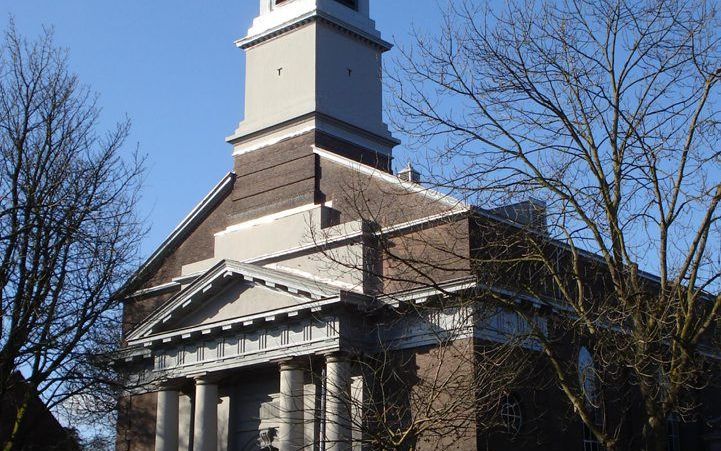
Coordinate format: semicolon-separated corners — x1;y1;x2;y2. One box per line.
193;377;219;451
279;360;306;451
325;353;352;450
155;389;179;451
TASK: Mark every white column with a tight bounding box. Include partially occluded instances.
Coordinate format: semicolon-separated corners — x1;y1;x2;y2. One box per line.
350;375;364;451
193;377;218;451
155;389;179;451
325;354;352;451
303;383;319;447
178;394;194;451
279;360;305;451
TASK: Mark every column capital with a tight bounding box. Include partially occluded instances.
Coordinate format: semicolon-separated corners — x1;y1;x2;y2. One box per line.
323;351;353;363
189;372;221;385
277;357;307;371
155;377;184;391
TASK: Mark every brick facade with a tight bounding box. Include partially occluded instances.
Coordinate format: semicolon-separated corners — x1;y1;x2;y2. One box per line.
119;116;721;451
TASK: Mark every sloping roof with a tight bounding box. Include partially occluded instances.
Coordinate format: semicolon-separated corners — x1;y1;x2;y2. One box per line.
313;147;468;211
125;260;352;343
120;172;236;296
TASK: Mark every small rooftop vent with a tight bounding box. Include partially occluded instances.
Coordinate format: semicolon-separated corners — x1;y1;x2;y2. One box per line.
489;198;547;233
398;162;421;184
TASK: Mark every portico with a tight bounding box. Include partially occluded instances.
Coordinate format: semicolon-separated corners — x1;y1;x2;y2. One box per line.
151;354;354;451
125;260;363;450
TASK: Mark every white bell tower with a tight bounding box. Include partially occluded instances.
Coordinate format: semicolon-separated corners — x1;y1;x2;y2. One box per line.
227;0;399;159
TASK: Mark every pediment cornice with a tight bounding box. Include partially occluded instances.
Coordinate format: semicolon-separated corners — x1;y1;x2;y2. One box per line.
125;260;364;345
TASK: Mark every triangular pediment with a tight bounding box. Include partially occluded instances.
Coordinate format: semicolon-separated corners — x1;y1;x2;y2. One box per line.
168;280;313;331
126;260;342;343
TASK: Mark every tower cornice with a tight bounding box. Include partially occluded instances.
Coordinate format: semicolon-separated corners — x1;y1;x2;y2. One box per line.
235;11;392;51
230;0;399;161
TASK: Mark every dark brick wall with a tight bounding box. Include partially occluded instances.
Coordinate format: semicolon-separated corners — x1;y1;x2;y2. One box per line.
116;129;721;451
317;157;457;226
314;130;392;172
232;132;317;215
124;132;321;337
124;130;465;337
116;392;157;451
414;339;478;450
122;290;178;336
382;219;471;292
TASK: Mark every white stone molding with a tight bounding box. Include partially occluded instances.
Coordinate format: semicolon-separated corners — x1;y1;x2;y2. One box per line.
242;0;386;50
152;315;340;379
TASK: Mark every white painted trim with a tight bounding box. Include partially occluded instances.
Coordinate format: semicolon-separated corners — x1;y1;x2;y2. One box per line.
172;272;204;285
378;209;469;235
313;147;467;209
230;126;315;156
214;202;330;237
238;10;391;51
378;277;478;305
131;281;181;298
262;263;360;291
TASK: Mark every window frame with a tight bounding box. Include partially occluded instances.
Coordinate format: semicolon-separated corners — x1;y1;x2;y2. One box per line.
667;414;681;451
500;393;523;436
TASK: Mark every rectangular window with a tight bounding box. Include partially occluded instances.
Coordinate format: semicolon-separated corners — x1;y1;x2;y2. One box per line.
667;415;681;451
582;408;605;451
583;424;602;451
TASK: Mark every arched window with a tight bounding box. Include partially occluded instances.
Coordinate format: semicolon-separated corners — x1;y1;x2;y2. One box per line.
578;347;604;451
578;346;600;407
500;393;523;436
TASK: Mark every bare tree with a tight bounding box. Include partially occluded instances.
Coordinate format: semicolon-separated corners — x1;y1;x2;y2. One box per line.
348;315;531;450
0;23;145;451
370;0;721;450
306;176;542;450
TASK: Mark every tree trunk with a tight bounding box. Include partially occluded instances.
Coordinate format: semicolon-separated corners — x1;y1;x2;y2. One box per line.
643;415;667;451
1;390;30;451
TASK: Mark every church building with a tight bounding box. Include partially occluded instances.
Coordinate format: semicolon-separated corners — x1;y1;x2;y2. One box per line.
116;1;721;451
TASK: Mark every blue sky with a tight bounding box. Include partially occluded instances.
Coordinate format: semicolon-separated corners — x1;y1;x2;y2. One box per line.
0;0;441;257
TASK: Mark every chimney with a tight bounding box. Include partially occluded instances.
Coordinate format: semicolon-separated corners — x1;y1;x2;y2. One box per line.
398;162;421;183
